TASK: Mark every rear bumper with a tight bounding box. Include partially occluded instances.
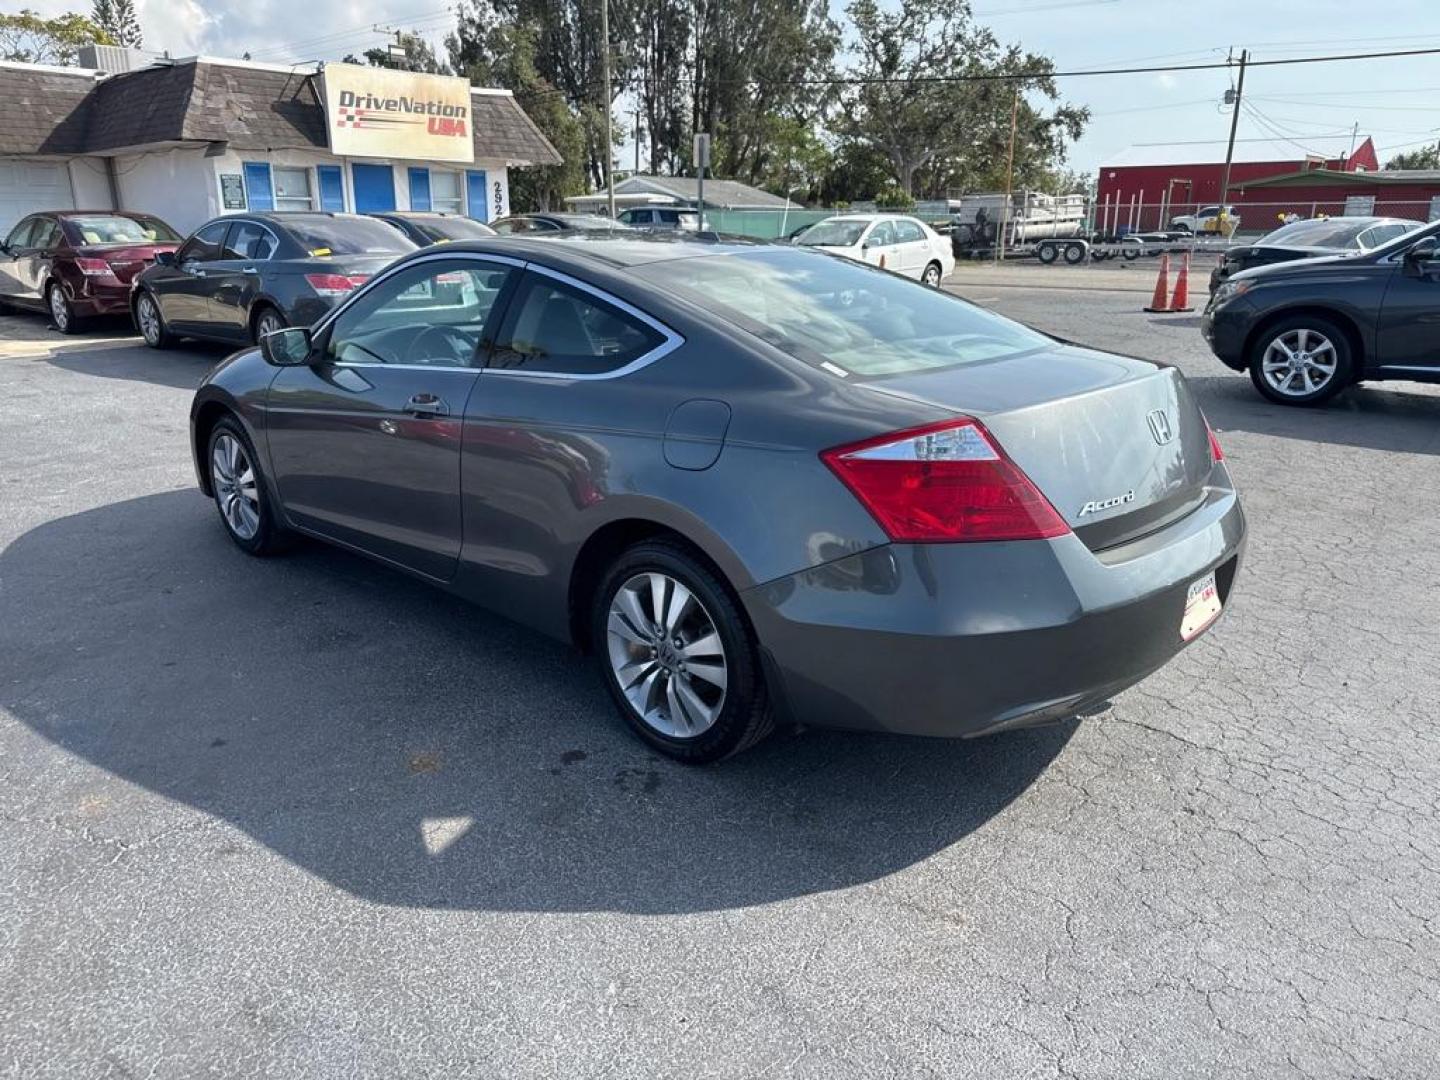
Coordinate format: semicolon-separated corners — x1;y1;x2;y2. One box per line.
743;480;1246;738
70;280;133;317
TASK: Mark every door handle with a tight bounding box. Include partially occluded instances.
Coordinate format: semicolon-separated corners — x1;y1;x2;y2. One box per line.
404;393;449;417
241;267;259;276
192;268;207;277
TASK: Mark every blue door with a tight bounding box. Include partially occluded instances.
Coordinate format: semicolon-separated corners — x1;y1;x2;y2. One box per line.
466;170;488;221
243;162;274;211
317;165;345;212
408;168;431;211
351;164;396;213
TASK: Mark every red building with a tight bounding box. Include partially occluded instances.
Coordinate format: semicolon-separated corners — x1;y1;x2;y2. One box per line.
1097;135;1378;233
1234;168;1440;226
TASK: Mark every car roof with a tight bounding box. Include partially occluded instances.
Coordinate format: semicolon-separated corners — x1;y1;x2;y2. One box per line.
372;211;462;220
823;213;915;222
384;231;769;270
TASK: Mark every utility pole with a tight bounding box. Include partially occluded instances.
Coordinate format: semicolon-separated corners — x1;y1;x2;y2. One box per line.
997;84;1019;265
634;107;642;174
600;0;616;218
1218;49;1248;231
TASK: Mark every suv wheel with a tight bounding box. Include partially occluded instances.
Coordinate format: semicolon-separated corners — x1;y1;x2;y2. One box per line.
1248;315;1355;406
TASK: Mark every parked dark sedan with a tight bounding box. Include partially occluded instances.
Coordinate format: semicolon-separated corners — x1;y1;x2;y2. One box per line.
132;212;415;348
1209;216;1421;292
0;210;181;333
370;211;497;246
1203;220;1440;405
489;213;634;234
190;235;1244;762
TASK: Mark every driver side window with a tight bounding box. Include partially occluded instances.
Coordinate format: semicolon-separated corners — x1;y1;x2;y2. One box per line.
5;217;38;249
325;260;513;369
177;221;230;263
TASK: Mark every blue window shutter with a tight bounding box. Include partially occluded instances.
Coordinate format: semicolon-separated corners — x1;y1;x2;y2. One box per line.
317;165;345;212
408;168;432;211
466;170;488;221
351;163;396;213
243;162;274;211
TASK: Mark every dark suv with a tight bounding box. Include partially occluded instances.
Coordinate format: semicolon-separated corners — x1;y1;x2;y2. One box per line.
1202;221;1440;405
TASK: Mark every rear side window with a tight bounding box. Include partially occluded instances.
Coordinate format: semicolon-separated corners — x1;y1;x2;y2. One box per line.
490;273;664;376
893;219;925;243
224;222;278;260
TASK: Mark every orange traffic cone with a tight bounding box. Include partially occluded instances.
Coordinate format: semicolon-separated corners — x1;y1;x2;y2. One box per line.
1144;255;1172;312
1170;253;1194;312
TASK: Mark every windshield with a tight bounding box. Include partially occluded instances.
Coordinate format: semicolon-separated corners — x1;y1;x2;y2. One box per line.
414;216;497;241
634;248;1049;379
1259;220;1369;248
64;214;181;245
284;217;416;256
797;220;867;247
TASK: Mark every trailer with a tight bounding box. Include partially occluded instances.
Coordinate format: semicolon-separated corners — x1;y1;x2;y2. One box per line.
946;190;1087;256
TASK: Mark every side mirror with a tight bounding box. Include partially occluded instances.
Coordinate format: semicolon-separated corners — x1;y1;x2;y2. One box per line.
153;250;176;267
1402;236;1439;274
260;326;313;366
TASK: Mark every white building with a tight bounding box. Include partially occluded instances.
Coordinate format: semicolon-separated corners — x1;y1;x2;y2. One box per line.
0;52;561;235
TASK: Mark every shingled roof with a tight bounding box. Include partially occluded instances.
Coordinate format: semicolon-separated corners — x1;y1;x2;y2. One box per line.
0;62;98;154
0;58;561;166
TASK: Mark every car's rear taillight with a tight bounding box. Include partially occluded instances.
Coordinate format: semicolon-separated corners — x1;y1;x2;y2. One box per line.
821;418;1070;543
305;272;370;297
1204;418;1224;461
74;257;116;277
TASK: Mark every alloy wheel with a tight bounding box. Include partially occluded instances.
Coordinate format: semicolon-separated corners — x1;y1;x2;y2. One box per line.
211;433;261;540
137;294;161;345
48;285;69;331
605;571;727;738
923;263;942;287
1261;328;1338;397
256;311;283;340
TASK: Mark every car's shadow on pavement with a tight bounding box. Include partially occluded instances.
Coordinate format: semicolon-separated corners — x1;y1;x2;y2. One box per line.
37;338;233;391
1186;373;1440;456
1;491;1074;914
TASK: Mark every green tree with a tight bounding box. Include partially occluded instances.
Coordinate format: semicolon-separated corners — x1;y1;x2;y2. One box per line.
1;9;113;65
360;32;450;74
1385;145;1440;170
95;0;141;48
838;0;1086;199
448;13;588;211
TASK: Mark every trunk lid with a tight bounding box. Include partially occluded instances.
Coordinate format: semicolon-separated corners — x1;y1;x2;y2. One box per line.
75;243;179;283
867;344;1215;550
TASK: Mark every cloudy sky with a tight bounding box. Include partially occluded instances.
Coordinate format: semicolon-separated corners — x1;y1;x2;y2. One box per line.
33;0;1440;174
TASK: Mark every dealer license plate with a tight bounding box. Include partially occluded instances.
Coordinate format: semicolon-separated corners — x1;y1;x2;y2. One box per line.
1180;571;1222;641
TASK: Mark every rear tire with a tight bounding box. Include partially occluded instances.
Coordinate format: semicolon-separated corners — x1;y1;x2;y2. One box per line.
1063;241;1086;265
135;291;172;349
1036;242;1058;264
592;540;772;763
251;305;287;344
48;282;81;335
921;261;943;287
1247;315;1355;407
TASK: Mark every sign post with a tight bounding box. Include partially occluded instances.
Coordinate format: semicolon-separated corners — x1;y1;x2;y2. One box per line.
693;132;711;233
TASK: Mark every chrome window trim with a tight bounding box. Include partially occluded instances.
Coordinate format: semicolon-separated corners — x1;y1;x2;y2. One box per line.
484;261;684;382
309;251;685;381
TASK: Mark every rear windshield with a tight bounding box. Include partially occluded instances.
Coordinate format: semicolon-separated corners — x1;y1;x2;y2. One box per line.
283;217;417;256
797;220;867;247
415;216;497;242
635;248;1049;378
64;215;181;244
1260;220;1369;248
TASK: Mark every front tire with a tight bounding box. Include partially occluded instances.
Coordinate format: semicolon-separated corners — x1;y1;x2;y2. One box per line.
135;291;172;349
207;417;291;555
593;540;772;763
48;282;80;335
1248;315;1355;406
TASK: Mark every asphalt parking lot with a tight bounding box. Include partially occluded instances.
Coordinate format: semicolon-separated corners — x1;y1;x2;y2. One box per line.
2;290;1438;1079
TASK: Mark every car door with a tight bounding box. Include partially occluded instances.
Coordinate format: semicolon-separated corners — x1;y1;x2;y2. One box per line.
0;217;40;303
16;216;61;300
266;256;517;581
152;220;231;331
891;218;929;278
205;220;277;340
1376;241;1440;373
863;221;895;268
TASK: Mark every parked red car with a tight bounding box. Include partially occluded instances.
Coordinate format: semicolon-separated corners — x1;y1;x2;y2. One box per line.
0;210;182;333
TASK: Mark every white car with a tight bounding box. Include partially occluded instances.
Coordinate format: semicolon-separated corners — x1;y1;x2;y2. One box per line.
795;213;954;286
1170;205;1241;235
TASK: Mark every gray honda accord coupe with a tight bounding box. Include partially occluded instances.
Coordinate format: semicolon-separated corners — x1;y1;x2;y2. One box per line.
190;234;1245;762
